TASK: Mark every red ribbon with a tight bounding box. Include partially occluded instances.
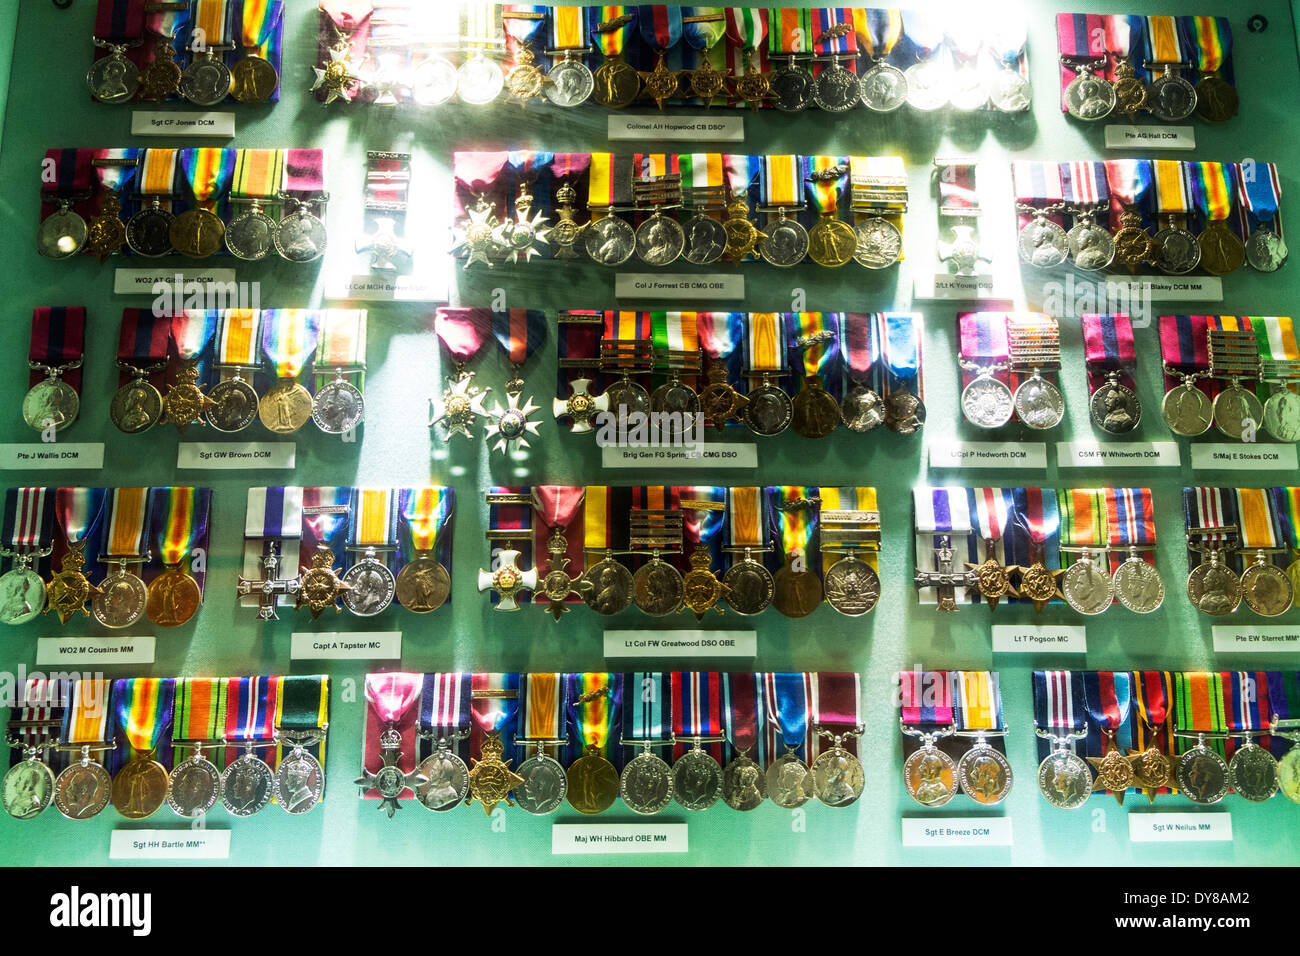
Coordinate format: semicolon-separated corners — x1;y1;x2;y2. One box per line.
29;307;85;393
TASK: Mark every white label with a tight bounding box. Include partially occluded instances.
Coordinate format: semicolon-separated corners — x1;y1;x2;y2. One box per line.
1128;813;1232;842
601;443;757;468
915;274;1011;301
607;115;743;142
114;268;238;296
1104;124;1196;150
290;631;402;660
110;829;231;859
1132;276;1224;301
130;111;236;138
177;442;296;470
37;636;156;666
1212;625;1300;654
328;273;449;303
552;823;688;854
615;273;745;300
1191;443;1298;471
603;629;756;659
902;817;1014;847
1057;441;1181;468
929;441;1047;470
0;443;104;469
992;624;1088;654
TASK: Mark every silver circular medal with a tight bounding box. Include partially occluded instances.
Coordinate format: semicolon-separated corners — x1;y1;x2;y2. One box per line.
811;747;864;807
341;557;396;617
1091;380;1141;434
1018;219;1070;268
742;382;793;436
635;212;685;266
1162;383;1214;436
961;375;1014;429
957;744;1014;805
769;64;812;112
180;56;233;106
91;567;147;629
853;217;902;269
672;749;722;811
841;383;885;432
812;63;859;112
682;213;727;265
859;62;908;112
948;65;987;110
721;754;767;811
1263;390;1300;442
603;378;650;418
220;753;275;816
37;207;89;259
904;745;957;807
1228;744;1278;802
166;755;221;818
457;54;504;104
1153;225;1202;274
87;52;141;103
3;758;54;820
1187;560;1242;616
989;69;1031;111
822;556;880;616
206;378;259;433
1177;745;1229;804
1013;376;1065;430
274;209;328;263
1148;72;1197;121
416;750;469;811
632;557;683;616
904;59;949;110
112;379;164;434
313;379;365;434
583;556;634;615
514;752;568;815
1245;227;1288;273
1212;385;1265;440
53;760;111;819
1064;72;1116;120
584;215;636;266
125;206;176;257
1113;557;1165;614
0;567;46;626
411;56;459;106
22;379;79;433
766;751;813;808
545;58;594;107
721;559;774;616
276;750;324;814
619;751;673;814
1037;750;1092;809
1062;559;1114;615
758;215;809;267
1241;561;1294;618
1068;222;1117;271
224;208;277;261
1277;747;1300;804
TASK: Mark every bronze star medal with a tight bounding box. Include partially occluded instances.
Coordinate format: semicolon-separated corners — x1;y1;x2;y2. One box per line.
429;369;490;441
46;547;101;624
1113;206;1155;266
966;545;1019;610
140;37;182;101
1088;732;1135;806
467;732;524;815
162;363;215;433
1128;745;1174;802
507;44;547;104
539;529;593;621
639;53;681;109
354;726;427;818
733;51;770;110
295;544;350;618
681;548;731;621
699;360;748;427
1112;59;1147;120
1019;558;1066;613
85;194;127;262
312;38;363;104
689;58;729;104
722;196;766;262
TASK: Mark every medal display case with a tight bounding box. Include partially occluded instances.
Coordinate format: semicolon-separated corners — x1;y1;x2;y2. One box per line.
2;0;1300;867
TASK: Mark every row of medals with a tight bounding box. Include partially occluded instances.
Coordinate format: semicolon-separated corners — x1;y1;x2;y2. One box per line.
110;362;361;438
1038;728;1300;810
1062;53;1238;124
88;37;279;106
1187;543;1300;619
903;731;1014;807
0;544;199;630
38;191;327;264
364;725;866;817
1162;373;1300;444
459;180;905;271
2;734;324;822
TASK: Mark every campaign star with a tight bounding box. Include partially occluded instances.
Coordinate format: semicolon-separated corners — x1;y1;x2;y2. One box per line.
451;196;502;269
484;391;542;454
428;372;489;442
353;728;427;819
965;557;1020;611
638;56;682;110
312;40;363;105
1087;749;1134;806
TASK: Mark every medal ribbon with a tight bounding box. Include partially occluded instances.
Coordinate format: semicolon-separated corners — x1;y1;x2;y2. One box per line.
1061;161;1109;207
361;672;419;795
4;488;55;553
1145;15;1184;65
171;309;219;368
1251;315;1299;363
674;486;726;547
491;309;547;365
671;670;722;740
421;673;471;735
28;307;86;394
603;310;650;345
1175;672;1227;737
787;311;839;381
138;148;178;199
590;6;636;56
722;673;760;760
883;312;922;394
55;487;107;550
1103;14;1139;61
1013;161;1065;230
768;7;809;54
697;311;741;359
103;487;150;559
262;310;321;380
1106;487;1156;575
64;679;113;746
245;485;302;540
1158;314;1211;393
1104;159;1154;229
112;678;175;762
1188;161;1236;225
974;487;1016;545
1270;487;1300;555
231;149;284;201
92;147;140;198
315;308;366;367
349;488;395;549
988;21;1027;69
936;162;978;214
638;4;682;49
150;486;211;567
433;308;492;365
520;672;564;741
958;312;1010;378
1184;486;1238;550
1082;313;1136;394
914;486;972;533
276;675;329;768
364;671;420;725
1153;159;1192;217
810;8;854;56
503;5;548;47
216;309;260;367
1033;670;1085;733
761;154;801;208
1015;488;1061;567
369;151;413;210
400;486;452;553
534;485;584;532
41;149;95;203
283;148;326;197
678;153;724;193
95;0;146;41
838;312;878;381
726;486;766;547
725;7;765;50
1131;670;1173;761
1180;16;1231;74
819;487;878;570
900;9;943;62
1239;161;1282;231
1222;671;1267;733
803;155;846;214
550;5;588;49
810;671;860;727
1082;671;1132;737
116;310;170;390
1266;671;1300;722
191;0;232;48
1060;488;1107;550
770;485;819;563
1236;488;1280;550
765;672;810;753
855;8;901;59
724;153;761;199
240;0;281;49
178;148;236;212
224;675;278;746
1056;13;1105;59
566;672;620;762
175;678;225;757
743;312;786;372
953;671;1003;732
900;670;952;726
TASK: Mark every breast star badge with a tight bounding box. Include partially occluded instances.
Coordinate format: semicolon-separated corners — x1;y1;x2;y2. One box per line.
484;390;542;454
429;369;490;441
492;183;551;264
312;39;364;104
354;726;427;818
452;194;504;269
